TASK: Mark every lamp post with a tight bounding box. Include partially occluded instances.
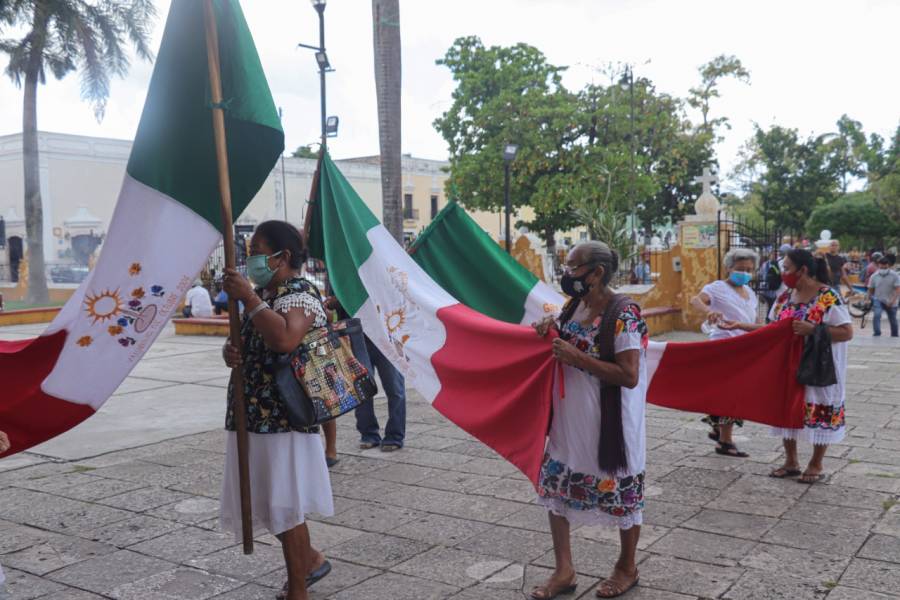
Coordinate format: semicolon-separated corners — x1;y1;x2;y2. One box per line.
503;144;518;254
299;0;332;146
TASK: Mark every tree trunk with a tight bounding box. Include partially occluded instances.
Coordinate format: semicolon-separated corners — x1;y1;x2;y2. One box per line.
372;0;402;243
23;67;49;305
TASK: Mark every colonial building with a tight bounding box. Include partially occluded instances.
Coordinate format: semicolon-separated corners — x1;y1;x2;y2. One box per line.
0;131;517;283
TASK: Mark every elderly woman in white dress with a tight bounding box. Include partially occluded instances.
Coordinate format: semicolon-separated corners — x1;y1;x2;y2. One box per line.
221;220;333;600
532;241;648;599
689;248;759;457
721;248;853;483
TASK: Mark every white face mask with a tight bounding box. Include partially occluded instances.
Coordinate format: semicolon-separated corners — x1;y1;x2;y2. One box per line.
879;268;890;275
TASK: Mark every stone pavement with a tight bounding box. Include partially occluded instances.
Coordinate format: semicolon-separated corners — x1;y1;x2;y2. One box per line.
1;322;899;599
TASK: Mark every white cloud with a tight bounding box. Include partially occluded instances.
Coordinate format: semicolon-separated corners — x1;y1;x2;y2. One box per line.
0;0;897;192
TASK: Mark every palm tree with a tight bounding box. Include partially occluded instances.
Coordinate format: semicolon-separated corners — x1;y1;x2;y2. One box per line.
371;0;401;243
0;0;156;304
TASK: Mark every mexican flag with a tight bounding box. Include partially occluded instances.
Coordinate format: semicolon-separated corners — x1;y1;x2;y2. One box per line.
408;203;806;429
308;153;558;483
0;0;283;457
409;202;562;325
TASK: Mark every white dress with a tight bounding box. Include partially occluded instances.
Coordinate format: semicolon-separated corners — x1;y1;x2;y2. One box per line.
701;280;758;341
769;288;851;445
220;283;334;540
536;302;648;529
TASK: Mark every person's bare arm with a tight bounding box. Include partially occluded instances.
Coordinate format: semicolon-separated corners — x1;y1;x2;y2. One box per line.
552;340;640;388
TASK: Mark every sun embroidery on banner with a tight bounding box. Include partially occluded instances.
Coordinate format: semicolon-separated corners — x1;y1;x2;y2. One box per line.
375;266;419;366
78;262;165;349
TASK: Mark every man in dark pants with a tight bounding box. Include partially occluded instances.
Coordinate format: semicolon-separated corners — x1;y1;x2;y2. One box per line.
356;339;406;452
325;296;406;452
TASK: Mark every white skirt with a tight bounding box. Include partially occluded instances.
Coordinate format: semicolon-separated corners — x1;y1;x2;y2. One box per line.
220;431;334;540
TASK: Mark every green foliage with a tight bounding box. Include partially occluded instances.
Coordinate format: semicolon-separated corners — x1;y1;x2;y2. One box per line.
292;145;319;159
433;39;726;243
0;0;157;120
687;54;750;133
805;192;898;247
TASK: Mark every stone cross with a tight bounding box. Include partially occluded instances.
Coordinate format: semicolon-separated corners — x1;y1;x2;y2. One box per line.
693;167;718;196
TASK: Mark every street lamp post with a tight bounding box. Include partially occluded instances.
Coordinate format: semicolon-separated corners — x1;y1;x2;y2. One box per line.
300;0;332;147
503;144;518;254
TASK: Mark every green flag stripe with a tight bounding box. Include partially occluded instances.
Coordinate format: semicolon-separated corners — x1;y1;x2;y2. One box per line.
126;0;283;231
307;153;379;316
410;202;538;324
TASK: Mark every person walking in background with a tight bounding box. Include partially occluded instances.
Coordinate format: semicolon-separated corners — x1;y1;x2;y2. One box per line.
760;249;781;315
868;253;900;338
690;248;759;457
864;251;884;286
826;240;853;297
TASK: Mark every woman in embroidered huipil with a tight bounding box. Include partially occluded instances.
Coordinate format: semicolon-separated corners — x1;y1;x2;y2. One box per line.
532;241;647;600
221;221;333;600
721;248;853;484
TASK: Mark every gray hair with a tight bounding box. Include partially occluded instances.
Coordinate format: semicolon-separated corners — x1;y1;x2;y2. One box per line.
574;240;619;285
724;248;758;269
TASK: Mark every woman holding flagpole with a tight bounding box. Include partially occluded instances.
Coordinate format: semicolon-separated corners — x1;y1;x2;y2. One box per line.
689;248;760;457
721;248;853;484
532;241;647;599
222;221;333;600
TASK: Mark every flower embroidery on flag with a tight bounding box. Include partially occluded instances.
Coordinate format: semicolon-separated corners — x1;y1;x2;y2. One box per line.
129;262;142;276
78;265;166;349
77;336;93;347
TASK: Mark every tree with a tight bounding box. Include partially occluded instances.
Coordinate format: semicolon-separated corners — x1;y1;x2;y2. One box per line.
805;192;898;248
0;0;155;304
433;36;579;252
371;0;402;243
291;145;318;159
687;54;750;134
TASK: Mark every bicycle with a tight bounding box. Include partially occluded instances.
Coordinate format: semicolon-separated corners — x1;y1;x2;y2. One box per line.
846;284;871;329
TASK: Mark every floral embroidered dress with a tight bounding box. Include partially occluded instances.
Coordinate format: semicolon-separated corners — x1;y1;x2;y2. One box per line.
769;287;851;445
220;277;334;540
537;302;649;529
700;279;758;430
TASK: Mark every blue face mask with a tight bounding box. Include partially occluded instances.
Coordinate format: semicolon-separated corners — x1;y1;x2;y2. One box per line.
246;251;282;287
729;271;752;287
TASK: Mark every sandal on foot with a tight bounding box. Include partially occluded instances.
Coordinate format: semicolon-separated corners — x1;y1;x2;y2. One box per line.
596;575;639;598
530;581;578;600
708;427;720;442
359;441;379;450
307;559;332;587
798;472;826;484
325;456;339;468
380;444;401;452
768;467;802;479
714;442;749;458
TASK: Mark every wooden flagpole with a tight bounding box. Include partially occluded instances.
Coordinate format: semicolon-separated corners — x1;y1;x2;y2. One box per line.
202;0;254;555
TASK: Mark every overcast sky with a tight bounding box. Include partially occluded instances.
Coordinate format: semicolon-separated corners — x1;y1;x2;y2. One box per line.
1;0;898;193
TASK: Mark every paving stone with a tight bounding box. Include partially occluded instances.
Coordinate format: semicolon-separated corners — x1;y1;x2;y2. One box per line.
575;523;668;550
518;564;600;600
761;518;869;555
782;500;882;529
681;508;778;540
659;466;741;489
857;533;900;563
707;489;795;517
873;504;900;536
0;489;132;535
1;534;116;576
651;479;720;507
250;558;381;598
648;528;756;567
392;545;510;587
496;504;554;533
416;471;499;495
146;497;221;525
79;514;185;547
110;567;243;600
0;566;66;599
128;526;234;562
34;590;109;600
641;500;700;527
47;549;175;595
839;557;900;595
802;483;895;511
304;520;365;550
391;513;494;545
187;542;284;581
365;463;438;484
458;525;554;563
636;555;744;597
449;585;526;600
824;585;899;599
98;486;194;512
722;569;829;599
52;478;147;502
0;522;52;554
738;543;850;582
533;536;646;578
327;532;433;569
327;502;425;534
330;572;459;600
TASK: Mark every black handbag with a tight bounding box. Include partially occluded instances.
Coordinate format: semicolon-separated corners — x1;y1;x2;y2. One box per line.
796;323;837;387
275;317;378;429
